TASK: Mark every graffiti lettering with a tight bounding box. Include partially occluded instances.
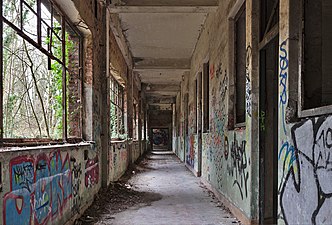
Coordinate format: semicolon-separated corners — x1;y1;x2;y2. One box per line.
3;151;72;225
280;116;332;225
85;156;99;188
246;46;252;118
279;40;288;135
226;135;249;200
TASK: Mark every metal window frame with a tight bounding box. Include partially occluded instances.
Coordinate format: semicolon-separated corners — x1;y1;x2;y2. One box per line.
297;0;332;118
110;76;124;139
0;0;83;144
233;2;247;126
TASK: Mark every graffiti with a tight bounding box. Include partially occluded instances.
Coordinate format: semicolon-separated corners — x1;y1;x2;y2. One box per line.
226;134;249;200
85;156;99;188
278;141;296;175
186;135;196;168
49;151;71;217
219;73;228;102
280;116;332;225
245;75;252;118
71;158;82;214
279;40;288;135
12;157;34;192
34;154;51;224
246;46;252;118
3;151;72;225
224;136;229;160
152;129;169;146
215;63;223;79
260;111;266;131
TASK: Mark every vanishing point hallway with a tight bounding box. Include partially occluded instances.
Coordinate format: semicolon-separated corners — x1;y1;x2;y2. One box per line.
81;151;241;225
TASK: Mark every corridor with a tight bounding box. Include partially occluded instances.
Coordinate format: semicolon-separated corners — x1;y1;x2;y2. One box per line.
0;0;331;225
83;151;241;225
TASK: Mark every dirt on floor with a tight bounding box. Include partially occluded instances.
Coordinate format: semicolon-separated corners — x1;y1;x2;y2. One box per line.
74;160;162;225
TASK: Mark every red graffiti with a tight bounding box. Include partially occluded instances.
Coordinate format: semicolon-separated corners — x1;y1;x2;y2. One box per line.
3;151;72;225
85;156;99;188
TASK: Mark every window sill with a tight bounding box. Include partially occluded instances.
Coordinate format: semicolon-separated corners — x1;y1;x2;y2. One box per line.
110;139;127;144
234;122;246;129
0;141;93;152
298;105;332;118
2;137;85;147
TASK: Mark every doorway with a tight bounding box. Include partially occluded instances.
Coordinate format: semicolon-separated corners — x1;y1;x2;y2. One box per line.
259;37;279;224
152;128;170;151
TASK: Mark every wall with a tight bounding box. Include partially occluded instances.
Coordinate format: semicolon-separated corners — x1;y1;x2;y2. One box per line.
0;144;99;225
174;0;255;221
277;1;332;224
0;0;147;224
108;141;128;182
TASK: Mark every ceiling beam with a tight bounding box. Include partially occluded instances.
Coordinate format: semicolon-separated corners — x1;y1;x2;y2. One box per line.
134;57;191;70
109;6;218;13
147;96;176;104
144;84;181;92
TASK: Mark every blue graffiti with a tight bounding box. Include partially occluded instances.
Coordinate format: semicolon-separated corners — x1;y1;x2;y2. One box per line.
278;141;296;171
279;40;289;135
49;152;71;218
34;155;51;224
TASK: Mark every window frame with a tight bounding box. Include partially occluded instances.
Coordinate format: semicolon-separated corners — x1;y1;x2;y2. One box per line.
0;0;84;144
298;0;332;118
110;75;125;140
202;62;210;133
233;2;247;127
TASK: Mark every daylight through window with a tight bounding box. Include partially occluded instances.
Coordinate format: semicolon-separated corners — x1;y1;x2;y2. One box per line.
1;0;83;140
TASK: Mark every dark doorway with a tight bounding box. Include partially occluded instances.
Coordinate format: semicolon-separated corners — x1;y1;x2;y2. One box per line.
152;128;169;151
259;37;279;224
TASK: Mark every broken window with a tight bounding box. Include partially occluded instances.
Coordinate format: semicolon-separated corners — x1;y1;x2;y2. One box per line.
1;0;83;141
235;4;246;124
203;62;209;132
302;0;332;110
110;76;124;139
133;100;138;140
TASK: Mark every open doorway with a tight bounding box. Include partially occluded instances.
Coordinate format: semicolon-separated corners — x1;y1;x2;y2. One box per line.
152;128;170;151
259;37;279;224
259;1;279;223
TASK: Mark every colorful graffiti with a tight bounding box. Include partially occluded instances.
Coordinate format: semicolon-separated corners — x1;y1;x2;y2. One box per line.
85;156;99;188
279;40;288;135
3;151;72;225
152;129;169;146
280;116;332;225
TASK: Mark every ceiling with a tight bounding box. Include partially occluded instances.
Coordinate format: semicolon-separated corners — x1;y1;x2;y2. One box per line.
109;0;218;103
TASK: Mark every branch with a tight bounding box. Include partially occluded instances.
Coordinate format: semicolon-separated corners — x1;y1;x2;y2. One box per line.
23;41;50;138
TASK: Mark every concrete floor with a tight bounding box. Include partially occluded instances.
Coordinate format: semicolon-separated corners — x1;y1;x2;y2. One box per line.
109;151;241;225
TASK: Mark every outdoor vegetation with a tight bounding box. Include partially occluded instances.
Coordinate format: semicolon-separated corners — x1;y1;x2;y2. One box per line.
2;0;82;139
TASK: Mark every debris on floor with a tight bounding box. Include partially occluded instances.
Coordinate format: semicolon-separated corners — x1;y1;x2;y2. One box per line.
74;161;162;225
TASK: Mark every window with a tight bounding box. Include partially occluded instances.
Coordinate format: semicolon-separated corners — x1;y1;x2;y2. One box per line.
110;76;124;139
194;78;198;133
203;62;209;132
1;0;83;141
133;100;138;140
234;4;246;124
301;0;332;111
